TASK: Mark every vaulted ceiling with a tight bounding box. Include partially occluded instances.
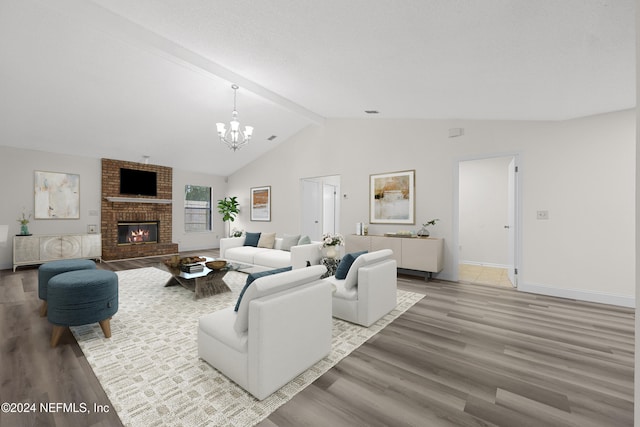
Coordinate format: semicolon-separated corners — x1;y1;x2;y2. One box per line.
0;0;635;175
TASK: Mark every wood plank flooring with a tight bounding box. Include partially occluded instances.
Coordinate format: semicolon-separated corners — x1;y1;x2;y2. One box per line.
0;251;634;426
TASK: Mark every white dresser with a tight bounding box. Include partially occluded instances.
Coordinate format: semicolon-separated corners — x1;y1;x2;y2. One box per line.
13;233;102;271
345;234;444;279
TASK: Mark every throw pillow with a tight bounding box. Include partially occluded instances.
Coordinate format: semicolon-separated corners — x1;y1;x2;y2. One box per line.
234;266;293;311
334;250;368;280
298;235;311;245
257;232;276;249
244;232;261;247
281;234;301;251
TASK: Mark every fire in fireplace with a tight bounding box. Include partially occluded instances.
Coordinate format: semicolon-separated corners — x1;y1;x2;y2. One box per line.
118;221;159;245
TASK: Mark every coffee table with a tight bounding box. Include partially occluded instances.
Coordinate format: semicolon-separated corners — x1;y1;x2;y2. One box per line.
161;257;252;300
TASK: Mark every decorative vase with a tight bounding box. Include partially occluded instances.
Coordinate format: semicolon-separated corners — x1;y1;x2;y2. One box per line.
323;246;338;259
20;224;29;235
417;227;430;237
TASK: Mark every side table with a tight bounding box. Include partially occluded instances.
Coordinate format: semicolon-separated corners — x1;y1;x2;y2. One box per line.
321;257;341;278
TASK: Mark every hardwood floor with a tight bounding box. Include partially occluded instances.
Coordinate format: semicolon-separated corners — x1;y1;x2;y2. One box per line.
0;251;634;426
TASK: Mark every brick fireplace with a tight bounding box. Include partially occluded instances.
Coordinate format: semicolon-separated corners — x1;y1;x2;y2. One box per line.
101;158;179;261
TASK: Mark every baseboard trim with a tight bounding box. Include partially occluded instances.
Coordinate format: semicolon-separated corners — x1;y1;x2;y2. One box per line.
518;281;635;308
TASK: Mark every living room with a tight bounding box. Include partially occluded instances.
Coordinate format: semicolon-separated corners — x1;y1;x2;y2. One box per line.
1;110;635;306
0;1;637;426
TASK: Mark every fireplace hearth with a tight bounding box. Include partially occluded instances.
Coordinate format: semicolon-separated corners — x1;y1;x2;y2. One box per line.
118;221;159;245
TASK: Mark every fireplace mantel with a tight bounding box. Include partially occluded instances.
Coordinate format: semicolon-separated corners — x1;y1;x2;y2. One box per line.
105;197;172;204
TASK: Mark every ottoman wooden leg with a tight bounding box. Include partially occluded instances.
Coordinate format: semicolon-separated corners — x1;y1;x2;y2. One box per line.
99;318;112;338
50;325;66;348
40;301;48;317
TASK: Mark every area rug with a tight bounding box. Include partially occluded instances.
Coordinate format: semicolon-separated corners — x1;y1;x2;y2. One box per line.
71;267;424;427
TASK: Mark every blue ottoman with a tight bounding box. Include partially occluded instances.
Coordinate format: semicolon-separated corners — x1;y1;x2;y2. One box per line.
38;259;97;317
47;269;118;348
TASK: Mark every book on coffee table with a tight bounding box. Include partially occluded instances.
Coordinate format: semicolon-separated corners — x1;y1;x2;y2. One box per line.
180;263;204;273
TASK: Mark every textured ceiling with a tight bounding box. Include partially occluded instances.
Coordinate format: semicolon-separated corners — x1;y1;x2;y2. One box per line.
0;0;635;175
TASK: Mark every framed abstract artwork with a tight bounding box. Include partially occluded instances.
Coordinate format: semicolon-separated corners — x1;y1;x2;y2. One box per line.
250;186;271;221
34;171;80;219
370;170;415;224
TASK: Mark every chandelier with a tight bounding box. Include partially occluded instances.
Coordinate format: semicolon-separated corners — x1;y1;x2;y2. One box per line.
216;84;254;151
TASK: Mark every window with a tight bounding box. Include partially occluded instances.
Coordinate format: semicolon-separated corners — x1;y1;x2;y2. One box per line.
185;185;212;232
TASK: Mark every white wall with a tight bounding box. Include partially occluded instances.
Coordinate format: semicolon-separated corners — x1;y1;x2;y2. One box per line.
228;110;636;306
172;169;228;251
0;146;227;269
521;113;635;305
459;156;511;267
0;146;102;270
224;124;332;237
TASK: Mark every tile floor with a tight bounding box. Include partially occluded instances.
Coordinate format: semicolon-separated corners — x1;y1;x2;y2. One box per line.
458;264;513;287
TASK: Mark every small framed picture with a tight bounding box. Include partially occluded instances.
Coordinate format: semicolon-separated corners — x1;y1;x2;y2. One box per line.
250;186;271;222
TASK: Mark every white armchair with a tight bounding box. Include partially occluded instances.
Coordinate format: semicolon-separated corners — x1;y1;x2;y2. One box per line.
198;265;331;400
325;249;397;327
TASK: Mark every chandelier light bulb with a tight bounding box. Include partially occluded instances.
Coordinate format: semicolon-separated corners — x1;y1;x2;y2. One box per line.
244;126;254;139
217;84;253;151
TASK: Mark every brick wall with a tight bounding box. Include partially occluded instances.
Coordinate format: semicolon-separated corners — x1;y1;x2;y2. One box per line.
101;158;178;260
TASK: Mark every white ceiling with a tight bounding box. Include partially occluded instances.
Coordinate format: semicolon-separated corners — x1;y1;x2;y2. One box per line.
0;0;635;175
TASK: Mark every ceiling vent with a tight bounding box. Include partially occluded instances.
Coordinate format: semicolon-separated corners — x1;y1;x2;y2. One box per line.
267;135;277;141
364;110;379;114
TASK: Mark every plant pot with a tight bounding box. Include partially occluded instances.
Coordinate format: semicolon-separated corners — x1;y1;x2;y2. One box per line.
417;227;430;237
323;246;338;259
20;224;29;235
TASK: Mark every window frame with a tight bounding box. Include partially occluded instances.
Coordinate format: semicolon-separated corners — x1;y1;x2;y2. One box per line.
184;185;212;233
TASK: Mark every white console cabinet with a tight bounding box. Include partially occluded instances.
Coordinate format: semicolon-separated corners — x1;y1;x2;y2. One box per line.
13;234;102;271
346;234;444;279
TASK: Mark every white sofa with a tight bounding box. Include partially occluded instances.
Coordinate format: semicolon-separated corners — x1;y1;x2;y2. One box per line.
220;236;322;269
324;249;398;327
198;265;331;400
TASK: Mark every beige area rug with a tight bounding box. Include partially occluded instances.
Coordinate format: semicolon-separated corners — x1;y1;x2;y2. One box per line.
71;267;424;427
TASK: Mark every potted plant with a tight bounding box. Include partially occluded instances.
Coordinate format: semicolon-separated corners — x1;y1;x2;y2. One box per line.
417;219;439;237
217;196;240;237
321;233;344;259
17;209;32;235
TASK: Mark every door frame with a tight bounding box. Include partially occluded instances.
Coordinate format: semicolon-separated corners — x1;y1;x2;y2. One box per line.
300;178;322;241
300;175;341;241
452;152;522;286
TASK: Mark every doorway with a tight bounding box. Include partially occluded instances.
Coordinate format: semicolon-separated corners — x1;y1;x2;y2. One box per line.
456;155;519;287
300;175;341;241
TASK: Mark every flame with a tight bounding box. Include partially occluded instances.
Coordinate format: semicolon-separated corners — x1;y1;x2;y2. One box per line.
127;228;150;243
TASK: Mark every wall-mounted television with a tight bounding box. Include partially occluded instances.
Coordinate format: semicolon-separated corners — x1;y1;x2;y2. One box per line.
120;168;157;197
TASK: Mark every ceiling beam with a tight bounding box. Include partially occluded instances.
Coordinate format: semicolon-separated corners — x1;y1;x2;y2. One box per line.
50;0;326;125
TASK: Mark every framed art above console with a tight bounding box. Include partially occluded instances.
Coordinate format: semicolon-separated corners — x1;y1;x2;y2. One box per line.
370;169;415;224
34;170;80;219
